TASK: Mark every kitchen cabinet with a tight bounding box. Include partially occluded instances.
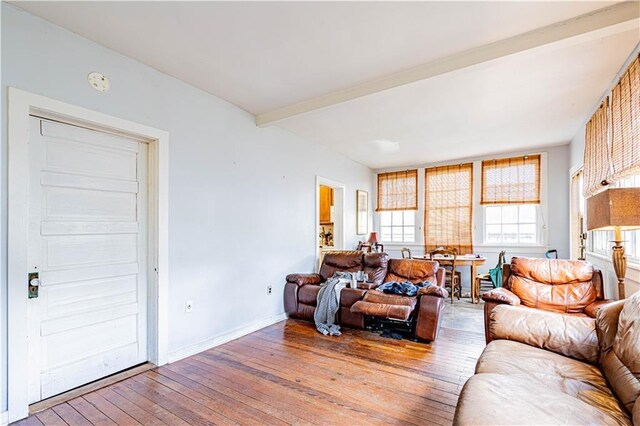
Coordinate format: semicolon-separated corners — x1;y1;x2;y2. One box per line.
319;185;333;224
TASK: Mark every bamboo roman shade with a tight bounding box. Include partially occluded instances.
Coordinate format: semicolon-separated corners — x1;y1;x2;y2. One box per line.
481;155;541;205
376;169;418;211
611;55;640;182
583;98;612;197
424;163;473;254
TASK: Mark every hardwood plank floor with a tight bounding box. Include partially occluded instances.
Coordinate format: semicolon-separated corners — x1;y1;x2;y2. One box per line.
16;302;485;426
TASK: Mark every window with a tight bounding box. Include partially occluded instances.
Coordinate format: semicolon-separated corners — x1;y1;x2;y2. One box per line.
424;163;473;254
480;154;542;246
485;204;538;244
380;210;415;243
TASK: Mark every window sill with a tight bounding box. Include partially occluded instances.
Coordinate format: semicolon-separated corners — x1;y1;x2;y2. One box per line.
474;244;548;253
586;251;640;272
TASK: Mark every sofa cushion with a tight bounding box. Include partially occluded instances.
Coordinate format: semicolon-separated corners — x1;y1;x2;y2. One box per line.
477;340;610;393
510;257;594;283
385;259;438;284
318;251;364;281
363;252;389;286
489;304;599;363
454;372;631;426
508;258;597;314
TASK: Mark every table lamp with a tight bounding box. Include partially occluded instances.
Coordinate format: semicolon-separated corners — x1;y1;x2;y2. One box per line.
367;232;379;252
587;188;640;299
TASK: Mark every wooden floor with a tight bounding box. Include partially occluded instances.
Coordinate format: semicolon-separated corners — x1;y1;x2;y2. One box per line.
16;302;486;426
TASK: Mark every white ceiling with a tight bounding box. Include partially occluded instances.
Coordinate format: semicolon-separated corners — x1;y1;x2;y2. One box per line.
12;1;640;169
280;27;639;168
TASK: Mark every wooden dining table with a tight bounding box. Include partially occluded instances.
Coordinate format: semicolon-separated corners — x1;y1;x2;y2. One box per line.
420;254;486;300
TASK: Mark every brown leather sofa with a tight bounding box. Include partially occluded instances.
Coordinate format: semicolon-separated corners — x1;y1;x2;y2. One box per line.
454;290;640;425
482;257;612;343
284;251;448;341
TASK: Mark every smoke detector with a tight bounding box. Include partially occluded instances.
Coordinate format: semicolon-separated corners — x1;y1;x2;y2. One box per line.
87;72;110;92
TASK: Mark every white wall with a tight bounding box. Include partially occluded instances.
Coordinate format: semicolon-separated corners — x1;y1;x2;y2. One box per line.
374;144;571;290
0;3;374;414
568;43;640;299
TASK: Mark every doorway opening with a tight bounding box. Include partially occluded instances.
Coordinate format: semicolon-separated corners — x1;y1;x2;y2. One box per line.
316;177;345;269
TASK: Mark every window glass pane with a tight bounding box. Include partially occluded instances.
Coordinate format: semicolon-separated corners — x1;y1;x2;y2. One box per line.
381;227;392;241
502;206;518;223
404;227;415;242
485;206;501;224
486;225;501;243
391;226;403;242
519;224;536;243
403;210;415;226
519;204;536;223
392;210;403;225
380;212;392;226
502;224;518;242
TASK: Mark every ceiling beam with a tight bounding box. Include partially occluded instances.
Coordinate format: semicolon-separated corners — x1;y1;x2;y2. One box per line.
256;1;640;127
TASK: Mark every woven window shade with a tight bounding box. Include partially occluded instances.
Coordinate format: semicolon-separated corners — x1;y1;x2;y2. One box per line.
611;55;640;182
424;163;473;254
376;169;418;211
583;98;612;197
481;155;541;205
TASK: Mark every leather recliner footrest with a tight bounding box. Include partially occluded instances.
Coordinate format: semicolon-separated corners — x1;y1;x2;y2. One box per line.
350;301;414;321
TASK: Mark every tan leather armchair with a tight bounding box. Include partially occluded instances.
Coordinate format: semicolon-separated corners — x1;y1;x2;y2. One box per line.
482;257;613;343
454;292;639;425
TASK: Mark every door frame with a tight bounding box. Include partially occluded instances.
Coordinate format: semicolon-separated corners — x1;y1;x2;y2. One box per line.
315;176;346;266
7;88;170;422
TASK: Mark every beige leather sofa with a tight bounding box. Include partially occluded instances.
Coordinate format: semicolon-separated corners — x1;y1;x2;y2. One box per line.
454;291;639;425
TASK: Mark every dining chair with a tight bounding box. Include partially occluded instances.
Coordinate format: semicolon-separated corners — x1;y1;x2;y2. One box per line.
400;247;412;259
473;250;505;303
429;248;460;303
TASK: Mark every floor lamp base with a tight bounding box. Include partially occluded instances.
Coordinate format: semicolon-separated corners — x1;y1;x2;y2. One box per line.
611;241;626;300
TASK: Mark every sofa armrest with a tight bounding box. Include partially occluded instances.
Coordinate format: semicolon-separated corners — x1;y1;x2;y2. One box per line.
417;284;449;299
286;273;322;286
584;299;615;318
482;288;521;306
490;304;599;364
595;299;626;352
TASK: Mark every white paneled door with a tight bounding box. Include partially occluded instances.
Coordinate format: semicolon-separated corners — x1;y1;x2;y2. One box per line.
27;117;148;403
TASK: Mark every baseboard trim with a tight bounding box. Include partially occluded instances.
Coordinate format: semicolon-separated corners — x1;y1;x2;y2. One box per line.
1;410;8;426
167;312;288;363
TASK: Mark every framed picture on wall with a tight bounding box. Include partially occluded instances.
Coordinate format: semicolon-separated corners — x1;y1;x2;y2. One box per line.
356;190;368;235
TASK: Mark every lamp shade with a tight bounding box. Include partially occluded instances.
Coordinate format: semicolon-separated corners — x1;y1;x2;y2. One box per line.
367;232;379;243
586;188;640;231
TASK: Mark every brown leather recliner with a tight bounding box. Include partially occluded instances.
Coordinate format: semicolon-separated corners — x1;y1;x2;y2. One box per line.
482;257;612;343
350;258;447;341
284;251;448;341
454;290;640;425
285;251;389;328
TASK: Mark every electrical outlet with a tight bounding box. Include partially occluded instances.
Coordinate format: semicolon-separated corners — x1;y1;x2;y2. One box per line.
185;300;193;313
267;285;272;295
